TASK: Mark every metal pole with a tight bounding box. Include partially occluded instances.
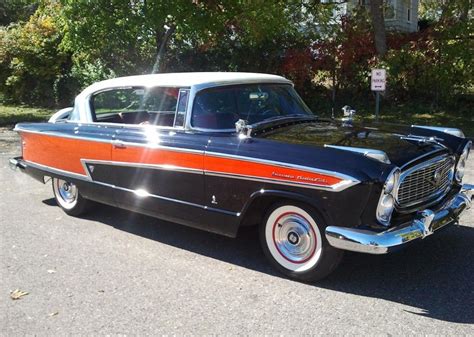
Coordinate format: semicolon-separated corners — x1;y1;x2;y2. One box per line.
375;91;380;122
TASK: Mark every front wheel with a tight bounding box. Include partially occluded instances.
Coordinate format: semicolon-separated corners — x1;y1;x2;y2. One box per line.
52;178;91;216
259;202;343;282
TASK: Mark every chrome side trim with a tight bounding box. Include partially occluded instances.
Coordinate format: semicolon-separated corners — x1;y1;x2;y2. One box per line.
204;151;360;192
80;159;203;179
19;159;239;217
24;160;90;181
326;184;473;254
205;171;356;191
13;127;205;154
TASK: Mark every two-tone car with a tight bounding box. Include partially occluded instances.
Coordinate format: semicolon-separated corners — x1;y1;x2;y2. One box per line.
10;72;473;281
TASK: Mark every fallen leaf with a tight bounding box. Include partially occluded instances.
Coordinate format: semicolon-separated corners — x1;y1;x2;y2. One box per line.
49;312;58;317
47;269;56;274
10;289;29;300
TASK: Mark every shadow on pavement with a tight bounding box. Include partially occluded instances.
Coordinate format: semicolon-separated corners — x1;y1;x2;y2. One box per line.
43;198;474;324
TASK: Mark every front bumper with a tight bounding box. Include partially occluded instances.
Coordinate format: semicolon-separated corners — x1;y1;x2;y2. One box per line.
325;184;474;254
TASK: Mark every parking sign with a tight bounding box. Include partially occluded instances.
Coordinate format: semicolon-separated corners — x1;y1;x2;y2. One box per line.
371;69;386;91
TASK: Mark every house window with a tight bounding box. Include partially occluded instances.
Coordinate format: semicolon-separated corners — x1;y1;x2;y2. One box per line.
405;0;412;21
384;0;396;20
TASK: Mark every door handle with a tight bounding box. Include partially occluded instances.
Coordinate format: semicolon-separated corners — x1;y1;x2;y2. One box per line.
113;141;127;149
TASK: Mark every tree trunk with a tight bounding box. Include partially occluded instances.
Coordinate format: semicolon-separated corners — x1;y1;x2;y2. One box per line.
152;24;176;74
369;0;387;57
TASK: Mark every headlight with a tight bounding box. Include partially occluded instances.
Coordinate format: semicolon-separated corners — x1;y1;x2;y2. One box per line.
376;168;400;226
455;141;472;182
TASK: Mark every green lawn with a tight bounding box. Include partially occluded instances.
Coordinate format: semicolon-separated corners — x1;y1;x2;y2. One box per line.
355;110;474;138
0;105;55;126
1;104;472;138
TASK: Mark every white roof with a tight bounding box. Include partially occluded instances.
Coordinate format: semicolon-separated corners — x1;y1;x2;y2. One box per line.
78;72;292;98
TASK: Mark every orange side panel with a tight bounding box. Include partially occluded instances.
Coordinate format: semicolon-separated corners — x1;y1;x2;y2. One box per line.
205;156;342;187
112;146;204;171
21;132;112;176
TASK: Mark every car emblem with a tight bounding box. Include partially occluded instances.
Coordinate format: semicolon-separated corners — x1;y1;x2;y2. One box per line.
431;168;443;187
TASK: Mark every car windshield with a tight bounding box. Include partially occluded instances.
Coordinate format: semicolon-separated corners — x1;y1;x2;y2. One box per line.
191;84;314;130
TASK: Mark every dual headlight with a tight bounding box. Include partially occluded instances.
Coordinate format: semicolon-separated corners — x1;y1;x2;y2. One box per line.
376;168;400;226
455;141;472;182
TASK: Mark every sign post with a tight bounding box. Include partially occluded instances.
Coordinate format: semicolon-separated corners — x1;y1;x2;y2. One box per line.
371;69;386;121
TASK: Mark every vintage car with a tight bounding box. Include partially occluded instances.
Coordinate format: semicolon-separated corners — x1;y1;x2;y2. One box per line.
10;72;473;282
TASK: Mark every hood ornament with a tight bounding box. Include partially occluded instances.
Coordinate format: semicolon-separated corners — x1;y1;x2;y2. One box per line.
341;105;356;125
235;119;253;138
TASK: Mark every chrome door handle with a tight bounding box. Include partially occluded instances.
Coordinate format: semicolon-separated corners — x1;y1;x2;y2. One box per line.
113;141;127;149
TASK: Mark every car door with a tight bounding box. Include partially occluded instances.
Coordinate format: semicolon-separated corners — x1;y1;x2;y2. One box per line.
109;88;210;226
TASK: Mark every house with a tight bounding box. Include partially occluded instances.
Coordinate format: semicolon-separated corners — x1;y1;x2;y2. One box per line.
326;0;420;33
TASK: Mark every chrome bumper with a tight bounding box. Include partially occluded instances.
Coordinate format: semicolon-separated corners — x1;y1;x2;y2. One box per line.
9;157;26;171
325;184;474;254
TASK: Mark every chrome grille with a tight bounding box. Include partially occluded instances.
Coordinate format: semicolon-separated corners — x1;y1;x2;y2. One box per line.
396;155;455;209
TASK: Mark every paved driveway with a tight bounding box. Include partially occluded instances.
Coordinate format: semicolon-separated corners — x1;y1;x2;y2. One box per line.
1;127;473;335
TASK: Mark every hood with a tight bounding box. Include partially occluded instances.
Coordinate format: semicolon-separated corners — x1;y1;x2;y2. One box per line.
258;120;447;167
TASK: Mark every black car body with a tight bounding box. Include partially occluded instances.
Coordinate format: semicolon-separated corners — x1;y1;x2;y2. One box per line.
10;72;473;281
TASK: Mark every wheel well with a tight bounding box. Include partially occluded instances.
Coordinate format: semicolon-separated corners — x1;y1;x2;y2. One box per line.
239;192;331;229
239;195;281;227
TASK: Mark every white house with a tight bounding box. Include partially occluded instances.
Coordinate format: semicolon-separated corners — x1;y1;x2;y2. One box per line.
326;0;419;33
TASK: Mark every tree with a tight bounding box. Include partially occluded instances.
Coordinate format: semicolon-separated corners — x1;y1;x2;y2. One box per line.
369;0;387;57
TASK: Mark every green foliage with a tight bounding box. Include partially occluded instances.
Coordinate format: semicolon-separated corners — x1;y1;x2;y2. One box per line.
0;0;472;119
0;1;70;106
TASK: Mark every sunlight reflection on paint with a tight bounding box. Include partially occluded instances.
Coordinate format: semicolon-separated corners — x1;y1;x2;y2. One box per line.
144;125;160;145
134;189;150;198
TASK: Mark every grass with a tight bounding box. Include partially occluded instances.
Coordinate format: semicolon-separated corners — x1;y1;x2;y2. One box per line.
356;104;474;138
0;105;55;126
1;103;473;138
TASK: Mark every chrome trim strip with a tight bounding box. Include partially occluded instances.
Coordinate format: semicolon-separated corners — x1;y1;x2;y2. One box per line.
399;148;446;170
204;151;360;191
80;159;203;177
24;160;90;181
21;159;239;217
16;127;360;192
204;171;356;191
14;127;205;154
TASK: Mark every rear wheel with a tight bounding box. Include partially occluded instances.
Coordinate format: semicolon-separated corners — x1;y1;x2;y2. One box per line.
259;202;343;282
52;178;91;216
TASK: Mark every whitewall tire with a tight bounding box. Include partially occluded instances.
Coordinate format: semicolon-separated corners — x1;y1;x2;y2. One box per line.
52;178;91;216
260;202;343;282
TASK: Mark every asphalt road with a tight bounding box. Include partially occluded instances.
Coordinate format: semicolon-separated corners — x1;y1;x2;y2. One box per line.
1;127;473;335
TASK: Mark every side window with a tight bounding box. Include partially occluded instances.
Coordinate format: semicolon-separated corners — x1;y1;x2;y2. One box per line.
92;88;144;123
191;87;238;129
91;87;184;127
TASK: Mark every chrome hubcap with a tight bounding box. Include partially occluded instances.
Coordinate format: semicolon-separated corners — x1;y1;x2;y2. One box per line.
273;213;317;263
57;179;78;204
